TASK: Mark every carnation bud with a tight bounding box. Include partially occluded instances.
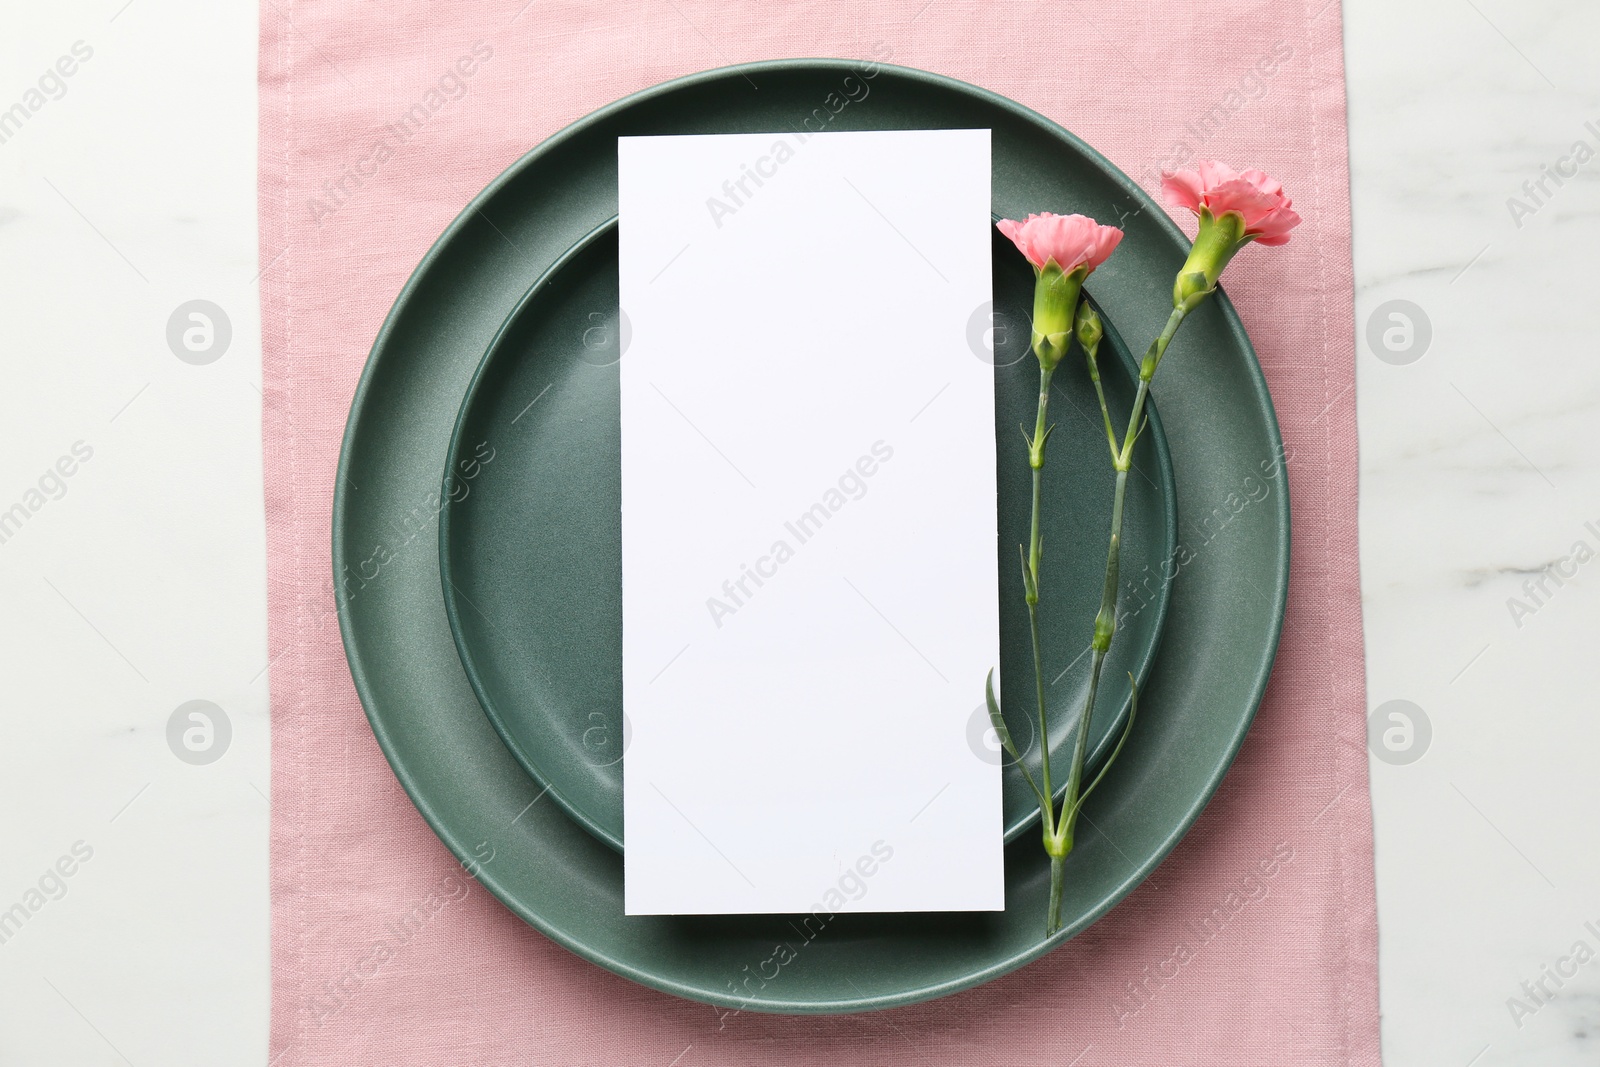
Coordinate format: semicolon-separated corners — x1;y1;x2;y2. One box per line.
1074;301;1103;352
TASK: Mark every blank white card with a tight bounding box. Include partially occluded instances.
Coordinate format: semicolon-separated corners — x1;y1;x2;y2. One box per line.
619;129;1000;914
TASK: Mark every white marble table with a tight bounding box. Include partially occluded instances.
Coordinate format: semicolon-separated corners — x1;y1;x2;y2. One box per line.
1349;1;1600;1063
1;0;1594;1062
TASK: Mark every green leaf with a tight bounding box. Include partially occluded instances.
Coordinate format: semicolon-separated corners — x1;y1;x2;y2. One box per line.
1070;673;1140;820
986;668;1051;815
1018;544;1037;601
985;668;1020;760
1126;414;1151;452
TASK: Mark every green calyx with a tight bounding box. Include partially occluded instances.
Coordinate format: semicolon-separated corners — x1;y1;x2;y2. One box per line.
1172;208;1251;309
1030;260;1086;370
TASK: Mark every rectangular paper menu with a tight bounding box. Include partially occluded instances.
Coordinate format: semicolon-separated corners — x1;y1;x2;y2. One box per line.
618;128;1001;915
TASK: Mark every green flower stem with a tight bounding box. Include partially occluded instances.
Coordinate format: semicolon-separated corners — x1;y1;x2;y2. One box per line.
1087;367;1119;465
1025;363;1057;838
1043;466;1125;935
1027;590;1054;836
1028;371;1050;580
1061;474;1126;821
1047;854;1065;933
1041;305;1189;936
1136;307;1188;394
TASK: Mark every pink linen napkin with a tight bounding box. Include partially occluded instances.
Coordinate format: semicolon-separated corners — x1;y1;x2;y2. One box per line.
261;1;1377;1063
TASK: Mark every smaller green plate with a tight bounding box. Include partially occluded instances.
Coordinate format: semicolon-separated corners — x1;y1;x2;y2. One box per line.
438;216;1177;852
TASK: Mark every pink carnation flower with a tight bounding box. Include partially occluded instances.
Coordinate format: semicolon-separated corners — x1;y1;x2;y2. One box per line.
1161;161;1301;246
996;212;1124;274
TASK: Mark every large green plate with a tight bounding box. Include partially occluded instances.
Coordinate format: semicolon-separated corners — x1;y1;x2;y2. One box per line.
334;59;1289;1013
436;217;1177;853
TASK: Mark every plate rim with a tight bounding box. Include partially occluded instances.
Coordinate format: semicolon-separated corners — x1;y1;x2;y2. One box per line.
332;56;1291;1014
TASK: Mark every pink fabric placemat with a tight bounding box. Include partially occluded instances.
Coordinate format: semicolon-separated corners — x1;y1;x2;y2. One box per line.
260;2;1376;1063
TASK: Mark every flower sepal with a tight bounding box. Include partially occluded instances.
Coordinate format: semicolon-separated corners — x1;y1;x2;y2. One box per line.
1029;259;1082;370
1172;208;1248;309
1174;270;1212;313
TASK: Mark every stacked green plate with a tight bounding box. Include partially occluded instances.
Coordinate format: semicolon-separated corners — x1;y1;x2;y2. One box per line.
334;59;1288;1013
